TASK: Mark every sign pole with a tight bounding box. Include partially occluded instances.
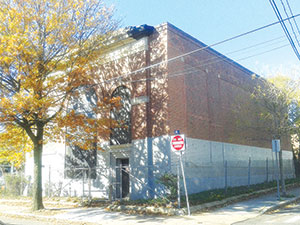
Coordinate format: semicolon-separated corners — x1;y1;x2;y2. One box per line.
177;160;181;209
272;139;280;200
170;132;189;215
179;151;190;216
275;150;280;199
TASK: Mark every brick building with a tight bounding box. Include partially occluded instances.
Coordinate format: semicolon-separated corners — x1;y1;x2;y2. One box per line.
25;23;295;199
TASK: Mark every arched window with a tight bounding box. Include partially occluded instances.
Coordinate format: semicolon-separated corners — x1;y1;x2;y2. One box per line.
110;86;132;145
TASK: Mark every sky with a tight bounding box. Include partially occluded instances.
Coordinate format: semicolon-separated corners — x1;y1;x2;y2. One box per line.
106;0;300;78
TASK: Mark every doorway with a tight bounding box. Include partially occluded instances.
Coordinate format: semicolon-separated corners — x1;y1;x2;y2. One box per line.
116;158;129;199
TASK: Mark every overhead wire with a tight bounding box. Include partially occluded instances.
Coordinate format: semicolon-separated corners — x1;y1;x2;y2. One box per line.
114;40;291;85
160;42;291;82
285;0;300;38
224;35;286;56
279;0;300;48
161;46;287;82
96;33;294;85
268;0;300;60
93;13;300;85
95;36;292;85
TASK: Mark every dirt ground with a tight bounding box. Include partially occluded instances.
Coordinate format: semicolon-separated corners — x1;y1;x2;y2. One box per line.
0;199;98;225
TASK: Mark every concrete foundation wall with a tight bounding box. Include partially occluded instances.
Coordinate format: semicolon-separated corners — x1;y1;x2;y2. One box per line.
24;142;66;196
168;137;295;194
24;136;295;199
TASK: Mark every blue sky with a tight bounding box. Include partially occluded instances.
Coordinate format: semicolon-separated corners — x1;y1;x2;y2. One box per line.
107;0;300;77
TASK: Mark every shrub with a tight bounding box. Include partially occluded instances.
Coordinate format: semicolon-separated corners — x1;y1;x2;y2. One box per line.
157;173;178;200
1;173;28;196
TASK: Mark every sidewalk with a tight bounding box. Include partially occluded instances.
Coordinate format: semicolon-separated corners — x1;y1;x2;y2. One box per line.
193;187;300;225
1;187;300;225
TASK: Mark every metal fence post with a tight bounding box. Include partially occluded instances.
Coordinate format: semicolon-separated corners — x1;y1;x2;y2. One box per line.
82;169;85;199
248;157;251;187
20;170;23;196
48;165;51;197
88;168;91;202
224;160;228;193
120;165;123;201
69;183;71;197
266;158;269;182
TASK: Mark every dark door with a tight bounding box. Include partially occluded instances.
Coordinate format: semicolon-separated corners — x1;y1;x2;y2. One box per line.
116;158;129;199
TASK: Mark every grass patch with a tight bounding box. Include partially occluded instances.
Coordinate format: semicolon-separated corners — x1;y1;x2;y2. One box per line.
111;198;172;207
111;178;300;208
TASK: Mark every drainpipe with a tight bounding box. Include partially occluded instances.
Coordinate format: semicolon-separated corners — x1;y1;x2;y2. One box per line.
145;36;154;198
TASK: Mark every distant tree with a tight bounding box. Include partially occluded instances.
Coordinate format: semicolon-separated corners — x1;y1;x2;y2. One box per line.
0;0;119;210
252;74;300;195
288;99;300;177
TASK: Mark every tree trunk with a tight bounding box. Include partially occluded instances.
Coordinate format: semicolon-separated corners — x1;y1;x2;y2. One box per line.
279;149;287;196
32;127;44;210
292;148;300;178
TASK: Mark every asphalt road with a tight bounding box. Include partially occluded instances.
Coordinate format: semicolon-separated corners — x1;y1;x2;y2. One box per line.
233;202;300;225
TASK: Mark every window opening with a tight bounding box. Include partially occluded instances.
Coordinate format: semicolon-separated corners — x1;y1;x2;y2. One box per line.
110;86;132;145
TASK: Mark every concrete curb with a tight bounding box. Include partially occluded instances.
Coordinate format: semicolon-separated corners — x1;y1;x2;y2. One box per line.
107;204;182;215
108;190;271;216
262;195;300;214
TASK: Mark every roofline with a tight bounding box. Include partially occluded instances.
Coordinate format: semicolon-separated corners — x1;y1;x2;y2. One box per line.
165;22;258;77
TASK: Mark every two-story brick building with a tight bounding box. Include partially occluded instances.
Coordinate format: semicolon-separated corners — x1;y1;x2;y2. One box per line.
25;22;295;200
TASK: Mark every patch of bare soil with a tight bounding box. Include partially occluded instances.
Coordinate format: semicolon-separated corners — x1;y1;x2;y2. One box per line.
0;198;99;225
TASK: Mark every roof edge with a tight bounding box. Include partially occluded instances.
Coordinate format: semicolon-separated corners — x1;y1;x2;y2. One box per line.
165;22;258;77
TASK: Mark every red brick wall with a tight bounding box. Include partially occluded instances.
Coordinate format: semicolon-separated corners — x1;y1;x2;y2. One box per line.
147;25;169;137
166;23;290;149
94;23;291;150
94;25;169;141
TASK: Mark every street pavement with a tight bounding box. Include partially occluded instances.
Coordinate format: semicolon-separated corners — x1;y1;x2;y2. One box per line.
49;187;300;225
1;187;300;225
233;202;300;224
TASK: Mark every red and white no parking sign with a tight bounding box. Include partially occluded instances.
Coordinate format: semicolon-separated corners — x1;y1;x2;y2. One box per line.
171;134;185;152
171;133;190;215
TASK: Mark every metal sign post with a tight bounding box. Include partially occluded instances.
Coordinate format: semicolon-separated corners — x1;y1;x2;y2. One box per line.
272;139;280;200
177;162;181;209
170;132;190;215
179;151;190;216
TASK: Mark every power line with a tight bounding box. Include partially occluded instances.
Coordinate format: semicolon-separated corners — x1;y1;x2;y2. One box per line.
270;0;300;59
168;35;288;74
93;36;292;86
269;0;300;60
114;42;291;85
279;0;300;48
95;13;300;85
225;35;286;56
286;0;300;38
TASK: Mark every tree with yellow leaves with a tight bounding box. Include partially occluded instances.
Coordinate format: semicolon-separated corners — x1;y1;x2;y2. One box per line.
0;125;32;168
0;0;119;210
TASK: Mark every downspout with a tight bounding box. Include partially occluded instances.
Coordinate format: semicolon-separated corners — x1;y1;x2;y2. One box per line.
145;36;154;198
126;24;155;199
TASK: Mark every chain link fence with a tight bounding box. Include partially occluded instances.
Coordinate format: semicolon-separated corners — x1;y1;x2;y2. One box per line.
30;156;295;202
